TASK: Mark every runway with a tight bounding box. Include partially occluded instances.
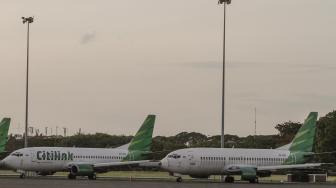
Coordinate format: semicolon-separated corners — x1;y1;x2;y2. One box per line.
0;178;335;188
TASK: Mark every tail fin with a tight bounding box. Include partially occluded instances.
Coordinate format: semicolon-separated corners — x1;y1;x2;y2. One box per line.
0;118;11;152
127;115;155;152
289;112;318;152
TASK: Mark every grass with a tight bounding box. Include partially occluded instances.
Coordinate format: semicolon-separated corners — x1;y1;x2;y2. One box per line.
1;170;336;182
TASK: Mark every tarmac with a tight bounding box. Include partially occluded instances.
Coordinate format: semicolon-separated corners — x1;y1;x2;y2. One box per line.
0;177;336;188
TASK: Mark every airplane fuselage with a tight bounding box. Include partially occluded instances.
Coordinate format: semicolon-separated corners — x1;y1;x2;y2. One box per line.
161;148;290;176
3;147;130;172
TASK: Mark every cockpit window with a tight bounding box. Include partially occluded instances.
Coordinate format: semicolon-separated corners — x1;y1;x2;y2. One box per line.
11;152;23;157
168;154;181;159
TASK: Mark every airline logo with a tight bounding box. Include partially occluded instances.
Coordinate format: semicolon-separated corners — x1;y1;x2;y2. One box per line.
36;151;73;161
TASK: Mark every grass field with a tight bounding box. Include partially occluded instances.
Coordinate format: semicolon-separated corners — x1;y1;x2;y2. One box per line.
1;170;336;182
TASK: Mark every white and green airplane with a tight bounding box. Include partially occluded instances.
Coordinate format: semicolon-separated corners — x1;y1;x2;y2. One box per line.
161;112;327;183
1;115;155;179
0;118;11;154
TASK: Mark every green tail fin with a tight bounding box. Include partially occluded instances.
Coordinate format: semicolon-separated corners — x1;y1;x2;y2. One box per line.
127;115;155;152
0;118;11;153
289;112;318;152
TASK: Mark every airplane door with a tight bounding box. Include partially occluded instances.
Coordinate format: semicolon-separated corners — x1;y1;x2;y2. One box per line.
185;151;195;171
220;157;226;173
31;150;36;162
21;152;31;170
20;156;24;169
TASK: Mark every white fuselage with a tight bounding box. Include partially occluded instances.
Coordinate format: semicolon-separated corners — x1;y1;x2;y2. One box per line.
2;147;130;172
161;148;290;176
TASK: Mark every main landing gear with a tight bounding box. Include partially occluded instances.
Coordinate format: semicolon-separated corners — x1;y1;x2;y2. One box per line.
88;173;97;180
68;174;76;179
224;176;234;183
176;177;182;182
19;173;26;179
249;177;259;183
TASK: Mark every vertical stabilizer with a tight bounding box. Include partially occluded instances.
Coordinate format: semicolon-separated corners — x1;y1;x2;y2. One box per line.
289;112;318;153
128;115;155;152
0;118;11;152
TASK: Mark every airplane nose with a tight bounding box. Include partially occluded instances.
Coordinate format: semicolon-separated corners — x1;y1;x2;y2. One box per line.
0;157;11;168
0;158;6;167
160;158;168;169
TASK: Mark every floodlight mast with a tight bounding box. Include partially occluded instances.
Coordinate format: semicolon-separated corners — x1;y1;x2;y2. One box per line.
218;0;231;149
22;16;34;148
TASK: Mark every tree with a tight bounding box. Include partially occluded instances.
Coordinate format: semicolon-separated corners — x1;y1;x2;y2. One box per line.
275;121;302;145
315;110;336;162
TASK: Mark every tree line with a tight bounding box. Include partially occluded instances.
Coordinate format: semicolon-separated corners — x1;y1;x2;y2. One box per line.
3;111;336;162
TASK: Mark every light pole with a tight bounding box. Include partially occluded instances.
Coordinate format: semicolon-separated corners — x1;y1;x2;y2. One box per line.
218;0;231;149
22;16;34;148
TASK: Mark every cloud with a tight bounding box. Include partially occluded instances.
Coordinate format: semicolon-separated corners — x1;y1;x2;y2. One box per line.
80;31;96;45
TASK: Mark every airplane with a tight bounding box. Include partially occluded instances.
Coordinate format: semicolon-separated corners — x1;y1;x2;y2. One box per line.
0;115;155;179
160;112;328;183
0;118;11;154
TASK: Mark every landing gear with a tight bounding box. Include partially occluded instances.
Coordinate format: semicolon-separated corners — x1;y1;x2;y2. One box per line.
249;177;259;183
19;173;26;179
224;176;234;183
88;173;97;180
176;177;182;182
68;174;76;179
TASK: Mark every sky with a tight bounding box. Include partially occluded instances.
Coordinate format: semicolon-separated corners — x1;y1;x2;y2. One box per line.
0;0;335;137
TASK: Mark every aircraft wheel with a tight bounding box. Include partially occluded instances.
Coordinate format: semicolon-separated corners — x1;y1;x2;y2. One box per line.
224;176;234;183
88;174;97;180
68;174;76;179
19;173;26;179
249;177;259;183
176;177;182;182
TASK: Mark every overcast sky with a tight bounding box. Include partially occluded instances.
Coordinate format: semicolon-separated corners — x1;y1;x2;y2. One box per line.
0;0;335;137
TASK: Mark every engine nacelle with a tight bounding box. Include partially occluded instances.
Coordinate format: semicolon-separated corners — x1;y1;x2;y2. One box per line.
240;167;257;182
70;164;94;176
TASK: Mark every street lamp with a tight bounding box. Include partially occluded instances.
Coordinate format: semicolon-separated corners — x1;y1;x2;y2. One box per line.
22;16;34;148
218;0;231;149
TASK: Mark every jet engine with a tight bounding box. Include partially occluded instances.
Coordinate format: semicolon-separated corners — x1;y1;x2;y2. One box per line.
70;164;95;176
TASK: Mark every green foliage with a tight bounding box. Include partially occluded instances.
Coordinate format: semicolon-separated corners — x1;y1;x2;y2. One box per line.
275;121;302;146
3;110;336;162
315;110;336;162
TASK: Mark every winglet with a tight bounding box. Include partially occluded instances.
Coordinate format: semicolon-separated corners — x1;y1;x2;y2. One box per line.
0;118;11;153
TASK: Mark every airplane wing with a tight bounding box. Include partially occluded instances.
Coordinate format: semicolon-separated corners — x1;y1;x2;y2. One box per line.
66;160;151;176
224;163;331;174
93;160;149;169
257;163;327;171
